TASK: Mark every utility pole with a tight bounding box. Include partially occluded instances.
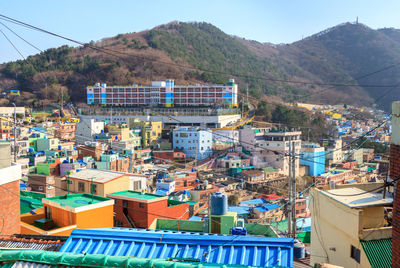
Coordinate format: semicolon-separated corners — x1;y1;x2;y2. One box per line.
291;140;297;239
287;141;292;237
12;103;16;163
110;106;113;125
195;141;198;168
60;86;64;123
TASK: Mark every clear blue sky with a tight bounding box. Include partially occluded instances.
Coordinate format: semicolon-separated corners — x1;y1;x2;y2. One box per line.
1;0;400;63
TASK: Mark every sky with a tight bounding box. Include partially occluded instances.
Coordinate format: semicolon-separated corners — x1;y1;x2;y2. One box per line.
1;0;400;63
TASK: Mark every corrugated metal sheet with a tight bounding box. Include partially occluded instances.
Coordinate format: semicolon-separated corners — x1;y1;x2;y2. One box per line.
0;239;63;252
60;228;294;267
361;239;392;268
12;261;50;268
0;250;242;268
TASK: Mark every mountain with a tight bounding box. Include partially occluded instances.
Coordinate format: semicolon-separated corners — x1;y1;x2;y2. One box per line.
0;21;399;110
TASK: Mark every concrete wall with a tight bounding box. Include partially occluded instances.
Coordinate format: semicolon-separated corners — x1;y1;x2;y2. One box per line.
310;188;377;268
75;119;104;145
80;114;241;128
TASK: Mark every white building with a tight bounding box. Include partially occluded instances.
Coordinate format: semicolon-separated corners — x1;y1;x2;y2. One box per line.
173;127;213;160
0;107;25;117
213;130;239;145
325;138;344;165
239;128;302;176
75;119;104;145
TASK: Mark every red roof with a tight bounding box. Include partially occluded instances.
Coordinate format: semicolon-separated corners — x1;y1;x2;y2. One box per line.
257;194;283;200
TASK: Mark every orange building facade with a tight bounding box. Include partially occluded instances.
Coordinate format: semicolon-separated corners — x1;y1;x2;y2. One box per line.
21;193;114;236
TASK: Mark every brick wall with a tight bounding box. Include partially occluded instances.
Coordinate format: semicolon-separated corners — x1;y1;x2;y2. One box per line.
0;180;20;235
113;198;189;229
391;143;400;267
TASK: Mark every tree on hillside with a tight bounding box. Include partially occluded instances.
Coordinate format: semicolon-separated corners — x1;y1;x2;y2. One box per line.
40;84;69;103
256;101;272;121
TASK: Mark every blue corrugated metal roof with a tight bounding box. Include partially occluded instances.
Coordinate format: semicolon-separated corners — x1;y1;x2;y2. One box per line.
263;204;280;210
228;206;250;215
60;228;294;267
240;198;266;206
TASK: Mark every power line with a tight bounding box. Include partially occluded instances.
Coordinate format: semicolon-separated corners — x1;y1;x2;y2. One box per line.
0;28;25;59
0;21;42;53
1;14;400;90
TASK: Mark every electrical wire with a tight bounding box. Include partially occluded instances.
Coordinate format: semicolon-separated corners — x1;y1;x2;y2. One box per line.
0;28;25;59
0;21;42;53
1;14;400;90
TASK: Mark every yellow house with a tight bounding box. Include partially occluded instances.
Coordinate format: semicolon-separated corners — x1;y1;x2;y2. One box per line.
64;169;131;197
310;186;392;268
21;193;114;236
128;119;162;148
107;124;130;141
0;117;12;138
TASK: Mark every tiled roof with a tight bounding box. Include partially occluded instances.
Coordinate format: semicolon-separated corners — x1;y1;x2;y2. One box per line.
361;238;392;268
60;228;294;267
0;236;64;251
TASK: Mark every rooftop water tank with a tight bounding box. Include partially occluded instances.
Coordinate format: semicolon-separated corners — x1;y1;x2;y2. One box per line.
210;192;227;215
293;240;306;259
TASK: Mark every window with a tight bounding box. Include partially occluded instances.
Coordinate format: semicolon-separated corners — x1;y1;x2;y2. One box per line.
350;245;360;263
38;186;43;191
91;184;97;194
139;203;145;208
47;185;53;190
78;182;85;192
134;180;142;190
295;210;299;214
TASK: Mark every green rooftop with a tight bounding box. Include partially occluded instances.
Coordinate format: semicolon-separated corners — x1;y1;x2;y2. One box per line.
20;191;45;214
108;190;164;200
44;194;112;208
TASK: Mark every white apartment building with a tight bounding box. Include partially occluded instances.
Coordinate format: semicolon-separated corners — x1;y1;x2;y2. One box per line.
325;138;344;165
172;127;213;160
239;128;302;176
75;119;104;145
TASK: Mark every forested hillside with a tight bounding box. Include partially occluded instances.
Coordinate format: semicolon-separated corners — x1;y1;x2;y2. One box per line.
0;21;399;110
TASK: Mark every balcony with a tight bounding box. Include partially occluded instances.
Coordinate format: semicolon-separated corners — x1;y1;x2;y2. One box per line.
359;226;392;241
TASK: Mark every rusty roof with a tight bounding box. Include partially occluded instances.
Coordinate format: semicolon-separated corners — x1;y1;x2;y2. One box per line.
0;236;64;251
